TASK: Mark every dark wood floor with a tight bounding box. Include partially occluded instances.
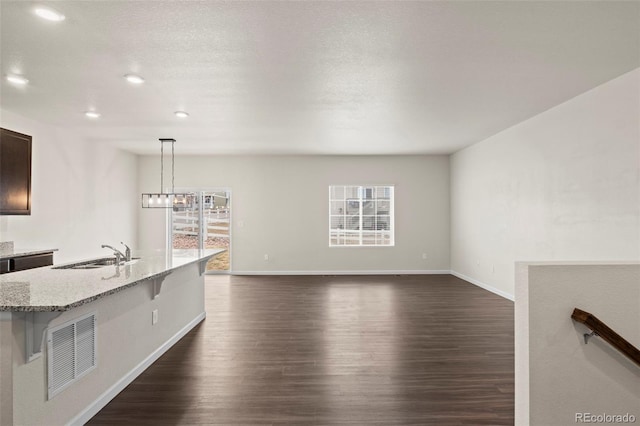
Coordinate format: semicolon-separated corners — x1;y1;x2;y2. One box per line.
88;275;514;425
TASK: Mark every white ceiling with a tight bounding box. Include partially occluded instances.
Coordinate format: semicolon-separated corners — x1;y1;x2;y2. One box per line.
1;1;638;155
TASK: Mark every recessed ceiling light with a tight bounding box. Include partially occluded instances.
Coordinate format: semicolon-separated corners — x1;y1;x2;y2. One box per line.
85;111;101;119
6;75;29;85
174;111;189;118
124;74;145;84
34;7;65;22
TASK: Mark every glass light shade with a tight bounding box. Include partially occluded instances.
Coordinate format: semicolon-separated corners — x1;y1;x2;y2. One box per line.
141;193;194;209
141;138;192;209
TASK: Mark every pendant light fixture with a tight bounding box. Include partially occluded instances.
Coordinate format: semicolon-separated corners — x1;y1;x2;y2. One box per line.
141;138;194;209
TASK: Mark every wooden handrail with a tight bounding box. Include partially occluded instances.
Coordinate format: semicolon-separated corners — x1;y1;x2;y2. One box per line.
571;308;640;367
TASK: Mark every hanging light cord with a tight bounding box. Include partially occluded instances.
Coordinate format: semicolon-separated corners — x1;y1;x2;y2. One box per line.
160;139;164;193
158;139;176;193
172;139;175;193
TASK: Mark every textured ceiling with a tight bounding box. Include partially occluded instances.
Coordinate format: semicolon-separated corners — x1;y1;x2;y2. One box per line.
1;1;639;155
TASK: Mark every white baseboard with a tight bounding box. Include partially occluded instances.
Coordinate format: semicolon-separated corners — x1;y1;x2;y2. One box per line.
68;311;207;426
450;270;515;301
231;270;451;276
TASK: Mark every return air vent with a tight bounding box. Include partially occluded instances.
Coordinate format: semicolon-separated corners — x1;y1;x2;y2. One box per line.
47;312;97;399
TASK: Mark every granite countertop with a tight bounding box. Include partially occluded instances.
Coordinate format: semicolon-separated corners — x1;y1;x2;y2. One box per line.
0;248;59;260
0;249;224;312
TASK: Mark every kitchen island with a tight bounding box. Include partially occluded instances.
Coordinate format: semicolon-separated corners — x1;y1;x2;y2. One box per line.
0;249;224;426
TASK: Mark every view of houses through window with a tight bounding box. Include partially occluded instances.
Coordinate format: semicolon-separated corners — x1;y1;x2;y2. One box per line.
329;185;394;246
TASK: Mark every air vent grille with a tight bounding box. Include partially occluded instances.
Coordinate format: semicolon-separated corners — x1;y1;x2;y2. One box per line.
47;312;97;399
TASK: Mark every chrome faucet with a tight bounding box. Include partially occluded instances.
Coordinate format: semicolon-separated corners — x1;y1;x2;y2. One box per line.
120;242;131;261
101;244;127;264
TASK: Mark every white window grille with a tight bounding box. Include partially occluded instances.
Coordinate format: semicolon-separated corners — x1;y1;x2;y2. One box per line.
329;185;394;246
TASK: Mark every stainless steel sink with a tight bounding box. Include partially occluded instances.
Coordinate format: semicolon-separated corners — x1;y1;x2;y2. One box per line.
53;257;140;270
91;258;122;266
67;264;103;269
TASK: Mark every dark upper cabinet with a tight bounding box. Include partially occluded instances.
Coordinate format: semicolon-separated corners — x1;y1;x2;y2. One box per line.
0;128;32;215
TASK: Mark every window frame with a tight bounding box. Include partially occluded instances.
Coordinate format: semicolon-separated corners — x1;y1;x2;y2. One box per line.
328;185;395;247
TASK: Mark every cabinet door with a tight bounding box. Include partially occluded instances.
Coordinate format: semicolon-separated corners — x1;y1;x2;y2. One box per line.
0;128;32;215
11;253;53;271
0;259;9;274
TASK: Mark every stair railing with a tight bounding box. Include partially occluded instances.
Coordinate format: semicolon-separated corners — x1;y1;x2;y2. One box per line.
571;308;640;367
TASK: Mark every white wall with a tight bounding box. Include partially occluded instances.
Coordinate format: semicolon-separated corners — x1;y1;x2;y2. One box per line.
515;262;640;426
138;155;450;273
0;110;138;263
450;68;640;298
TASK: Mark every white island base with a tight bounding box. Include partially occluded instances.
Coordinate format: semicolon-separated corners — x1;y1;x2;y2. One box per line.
0;250;221;426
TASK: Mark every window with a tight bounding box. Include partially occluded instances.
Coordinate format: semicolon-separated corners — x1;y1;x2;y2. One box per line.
329;185;394;246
